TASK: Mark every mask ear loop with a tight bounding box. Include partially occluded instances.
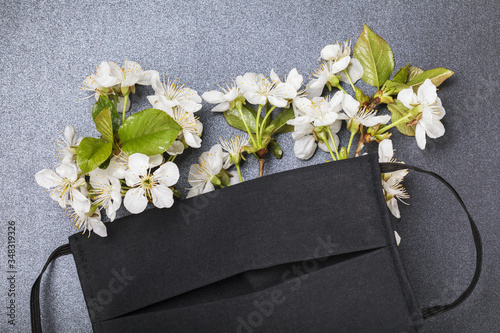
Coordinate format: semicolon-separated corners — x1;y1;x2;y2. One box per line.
379;162;483;319
30;243;72;333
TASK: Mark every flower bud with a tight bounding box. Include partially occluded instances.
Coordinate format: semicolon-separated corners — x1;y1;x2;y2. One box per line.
339;147;348;160
209;175;221;187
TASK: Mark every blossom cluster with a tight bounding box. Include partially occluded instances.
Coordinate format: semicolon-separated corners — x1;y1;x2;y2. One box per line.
200;25;451;224
36;60;203;237
35;25;453;239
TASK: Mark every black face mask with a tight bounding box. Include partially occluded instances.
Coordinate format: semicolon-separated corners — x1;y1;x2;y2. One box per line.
31;153;482;333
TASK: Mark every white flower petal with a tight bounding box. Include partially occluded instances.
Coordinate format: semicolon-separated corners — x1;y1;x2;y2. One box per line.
394;230;401;245
56;163;78;181
90;219;107;237
378;139;394;163
415;123;427;150
71;190;91;212
151;185;174;209
268;95;287;108
417;79;438;106
35;169;61;189
306;76;328;98
244;91;267;105
294;135;317;160
211;102;230;112
154;162;180;187
397;88;418;109
387;198;401;218
136;70;158;86
64;125;77;146
202;90;225;104
321;44;341;61
341;93;360;118
286;68;303;90
270;68;280;83
124;187;148;214
167;140;185;155
128;153;149;175
330;56;350;74
184;130;202;148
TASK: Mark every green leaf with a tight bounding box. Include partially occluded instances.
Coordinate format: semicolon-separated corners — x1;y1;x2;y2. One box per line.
383;80;410;94
99;155;112;169
77;137;113;174
392;63;409;83
269;140;283;159
94;107;114;142
223;105;261;133
353;24;395;89
270;106;295;134
118;108;182;156
406;67;454;90
387;100;415;136
407;66;424;81
92;96;120;134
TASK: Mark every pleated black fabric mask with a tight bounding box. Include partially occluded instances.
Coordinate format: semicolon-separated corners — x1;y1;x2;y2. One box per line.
31;153;482;333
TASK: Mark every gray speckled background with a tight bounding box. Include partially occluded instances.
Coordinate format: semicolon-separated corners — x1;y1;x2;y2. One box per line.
1;0;499;332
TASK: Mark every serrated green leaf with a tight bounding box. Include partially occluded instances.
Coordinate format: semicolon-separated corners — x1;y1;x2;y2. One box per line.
387;100;415;136
77;137;113;174
269;106;295;134
92;96;120;134
406;68;454;90
223;105;261;133
269;140;283;159
353;24;395;89
94;107;114;142
392;63;409;83
407;66;424;81
118;108;182;156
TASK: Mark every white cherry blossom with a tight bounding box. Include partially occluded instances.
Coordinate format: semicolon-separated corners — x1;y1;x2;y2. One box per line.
35;163;90;212
56;125;82;164
94;60;158;89
397;79;446;149
236;71;297;107
202;82;243;112
378;139;409;218
307;41;363;98
288;92;343;127
107;150;163;179
89;168;122;221
123;154;179;214
148;73;202;113
187;144;225;198
339;93;390;129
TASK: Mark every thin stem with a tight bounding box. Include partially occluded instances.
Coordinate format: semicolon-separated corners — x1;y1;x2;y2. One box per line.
323;138;337;161
336;85;347;94
260;105;276;139
236;105;257;147
255;105;263;146
347;131;356;156
342;69;356;92
121;93;129;124
326;126;340;160
168;155;177;162
378;112;413;133
235;163;243;182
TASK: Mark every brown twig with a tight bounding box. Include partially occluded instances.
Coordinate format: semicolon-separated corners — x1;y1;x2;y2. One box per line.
257;148;268;177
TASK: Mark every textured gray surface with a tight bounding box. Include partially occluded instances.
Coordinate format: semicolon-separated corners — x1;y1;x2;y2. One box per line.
0;0;498;332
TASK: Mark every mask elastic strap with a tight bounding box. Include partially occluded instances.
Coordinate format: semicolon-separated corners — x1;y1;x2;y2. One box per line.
30;243;72;333
379;162;483;319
